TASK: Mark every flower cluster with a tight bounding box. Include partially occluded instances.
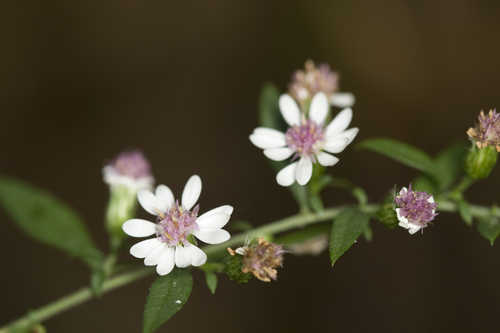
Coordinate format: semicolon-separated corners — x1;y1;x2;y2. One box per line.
467;109;500;151
394;185;437;234
122;175;233;275
288;60;355;108
250;92;358;186
228;238;285;282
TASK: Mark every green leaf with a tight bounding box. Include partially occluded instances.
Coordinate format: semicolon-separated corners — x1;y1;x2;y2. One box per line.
0;176;103;268
329;207;370;266
363;224;373;242
477;216;500;245
457;199;473;226
276;223;330;246
433;143;468;190
205;271;217;294
357;138;438;179
143;269;193;333
258;82;286;132
412;175;437;193
230;220;253;232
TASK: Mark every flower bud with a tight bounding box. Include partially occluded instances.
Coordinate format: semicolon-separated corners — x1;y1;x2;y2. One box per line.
376;202;399;229
465;145;498;179
103;150;154;247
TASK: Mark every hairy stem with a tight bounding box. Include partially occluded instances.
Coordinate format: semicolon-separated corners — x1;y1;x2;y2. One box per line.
1;200;496;332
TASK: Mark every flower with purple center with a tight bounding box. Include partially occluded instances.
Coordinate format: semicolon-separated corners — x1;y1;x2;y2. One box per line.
249;92;359;186
467;109;500;151
394;185;437;234
122;175;233;275
288;60;355;108
103;150;154;191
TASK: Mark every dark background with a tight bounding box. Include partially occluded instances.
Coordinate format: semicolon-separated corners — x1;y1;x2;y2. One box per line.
2;1;500;332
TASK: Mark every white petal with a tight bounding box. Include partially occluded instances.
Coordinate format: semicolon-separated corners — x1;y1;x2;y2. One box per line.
400;187;408;194
137;190;164;215
182;175;202;210
156;247;175;275
330;92;355;108
175;244;207;267
249;128;286;149
122;219;157;237
295;157;313;185
396;208;409;224
174;245;192;268
198;205;233;218
187;244;207;266
263;147;294;161
342;127;359;144
155;185;174;210
325;108;352;137
197;212;230;229
428;196;435;203
309;92;329;124
279;94;300;126
144;243;167;266
316;152;339;166
276;162;297;187
130;238;161;258
408;224;421;235
193;229;231;244
323;136;349;154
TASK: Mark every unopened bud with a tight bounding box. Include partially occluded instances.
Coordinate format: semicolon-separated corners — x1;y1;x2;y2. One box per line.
465;145;498;179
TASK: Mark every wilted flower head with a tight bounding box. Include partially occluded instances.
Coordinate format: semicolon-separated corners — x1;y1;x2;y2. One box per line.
229;238;284;282
467;109;500;151
122;175;233;275
103;150;154;191
394;185;437;234
250;92;358;186
288;60;355;108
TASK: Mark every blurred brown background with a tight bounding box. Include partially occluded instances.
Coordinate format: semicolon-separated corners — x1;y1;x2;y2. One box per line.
2;0;500;332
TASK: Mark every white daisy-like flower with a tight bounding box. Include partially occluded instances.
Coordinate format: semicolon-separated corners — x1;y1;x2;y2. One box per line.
249;92;359;186
103;150;154;192
122;175;233;275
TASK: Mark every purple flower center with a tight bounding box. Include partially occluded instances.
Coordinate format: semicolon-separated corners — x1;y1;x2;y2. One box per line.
156;201;199;246
479;110;500;143
394;185;437;226
112;150;151;179
285;119;325;158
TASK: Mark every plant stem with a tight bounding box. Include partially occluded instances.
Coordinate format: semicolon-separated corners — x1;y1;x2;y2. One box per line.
2;200;497;332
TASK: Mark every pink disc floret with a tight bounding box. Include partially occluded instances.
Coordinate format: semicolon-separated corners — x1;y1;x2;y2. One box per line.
156;201;199;246
285;119;325;158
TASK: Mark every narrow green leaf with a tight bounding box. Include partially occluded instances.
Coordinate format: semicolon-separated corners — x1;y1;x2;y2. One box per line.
0;176;103;268
357;138;438;179
143;269;193;333
434;143;468;190
457;199;473;226
329;207;370;266
477;216;500;246
363;224;373;242
205;271;218;294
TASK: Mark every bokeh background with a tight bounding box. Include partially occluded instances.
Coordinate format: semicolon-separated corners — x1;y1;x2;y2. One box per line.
2;1;500;332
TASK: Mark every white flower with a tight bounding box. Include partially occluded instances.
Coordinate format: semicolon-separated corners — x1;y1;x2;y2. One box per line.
122;175;233;275
249;92;358;186
103;150;154;192
394;186;437;235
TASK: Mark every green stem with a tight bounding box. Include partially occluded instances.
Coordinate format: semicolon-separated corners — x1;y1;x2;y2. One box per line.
2;200;496;332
